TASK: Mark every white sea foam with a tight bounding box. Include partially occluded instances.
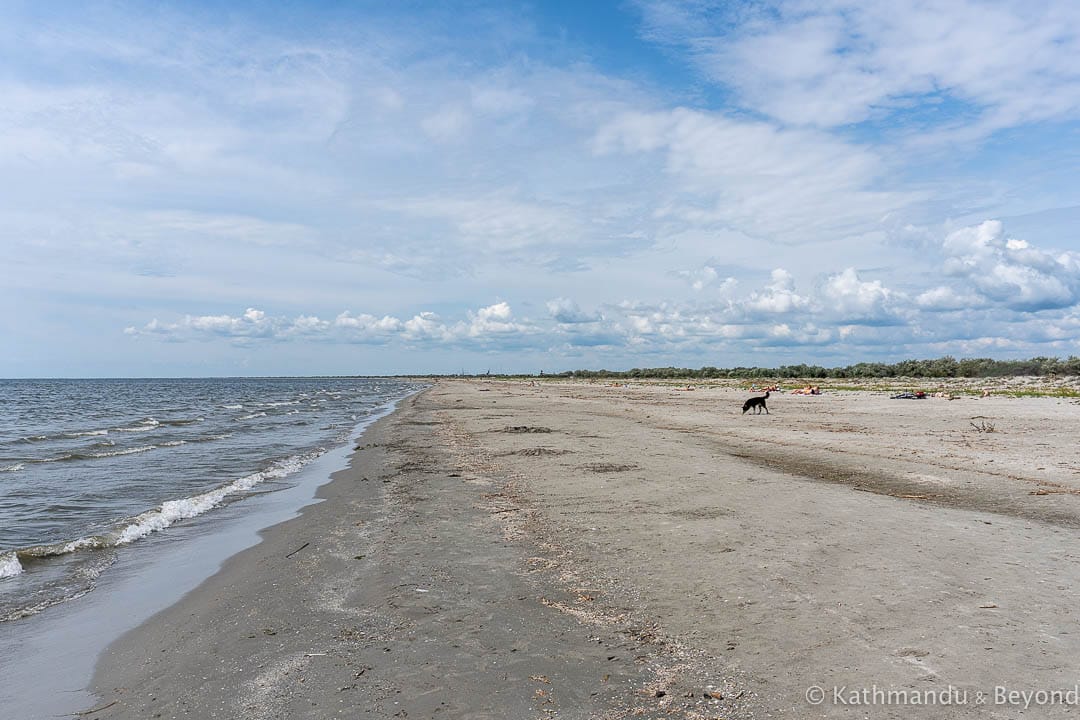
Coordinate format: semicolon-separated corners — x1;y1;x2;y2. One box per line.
63;429;109;438
239;411;267;420
114;419;160;432
0;552;23;579
60;537;101;553
114;452;317;545
162;417;203;425
0;463;24;473
89;445;156;458
160;440;187;447
223;404;243;410
15;535;104;559
264;400;300;407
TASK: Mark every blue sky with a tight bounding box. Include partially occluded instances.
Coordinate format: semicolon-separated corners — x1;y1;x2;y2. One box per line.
3;0;1080;376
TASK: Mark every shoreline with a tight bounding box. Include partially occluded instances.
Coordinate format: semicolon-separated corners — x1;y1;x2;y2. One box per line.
0;394;411;720
86;380;1080;718
88;385;728;719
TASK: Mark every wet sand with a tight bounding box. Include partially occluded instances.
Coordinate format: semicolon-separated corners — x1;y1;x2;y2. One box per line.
87;380;1080;718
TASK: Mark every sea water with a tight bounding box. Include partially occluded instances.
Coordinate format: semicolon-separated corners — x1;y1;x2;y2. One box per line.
0;377;421;622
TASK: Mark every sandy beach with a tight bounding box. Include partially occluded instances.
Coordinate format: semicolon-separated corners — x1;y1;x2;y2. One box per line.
86;379;1080;719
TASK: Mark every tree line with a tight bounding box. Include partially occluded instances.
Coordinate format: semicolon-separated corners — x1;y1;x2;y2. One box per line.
550;356;1080;380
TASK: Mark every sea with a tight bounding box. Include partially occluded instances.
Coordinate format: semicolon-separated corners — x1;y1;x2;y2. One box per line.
0;377;422;624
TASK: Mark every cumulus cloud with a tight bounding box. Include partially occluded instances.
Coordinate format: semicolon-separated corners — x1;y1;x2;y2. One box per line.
915;286;984;312
821;268;898;323
547;298;602;324
675;264;738;293
122;219;1080;365
137;308;280;339
128;302;536;347
938;220;1080;311
743;269;811;315
463;302;531;338
402;312;450;341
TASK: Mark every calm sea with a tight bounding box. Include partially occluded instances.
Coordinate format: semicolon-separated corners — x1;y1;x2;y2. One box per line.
0;377;421;623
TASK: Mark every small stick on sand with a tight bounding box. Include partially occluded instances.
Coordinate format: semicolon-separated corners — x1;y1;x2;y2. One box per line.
74;699;119;716
285;542;310;558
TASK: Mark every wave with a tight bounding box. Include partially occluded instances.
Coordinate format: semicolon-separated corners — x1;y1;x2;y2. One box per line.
62;429;109;438
0;552;22;579
194;432;233;442
32;445;158;464
115;451;320;544
113;419;160;433
18;536;105;560
263;400;301;407
0;552;115;622
92;445;156;458
0;384;423;623
222;404;243;410
13;428;111;444
159;417;204;426
11;417;197;449
1;450;322;579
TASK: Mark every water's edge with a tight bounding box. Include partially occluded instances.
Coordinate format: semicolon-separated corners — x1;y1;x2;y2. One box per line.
0;389;422;720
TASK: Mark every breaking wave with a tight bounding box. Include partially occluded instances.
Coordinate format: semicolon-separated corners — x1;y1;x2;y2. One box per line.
62;429;109;438
113;419;160;433
33;445;158;463
0;552;22;579
3;450;323;573
115;451;319;544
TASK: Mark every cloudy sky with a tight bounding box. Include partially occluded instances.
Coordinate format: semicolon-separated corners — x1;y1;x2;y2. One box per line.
4;0;1080;377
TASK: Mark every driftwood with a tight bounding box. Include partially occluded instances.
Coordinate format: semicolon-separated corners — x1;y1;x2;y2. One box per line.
285;542;310;558
73;699;119;716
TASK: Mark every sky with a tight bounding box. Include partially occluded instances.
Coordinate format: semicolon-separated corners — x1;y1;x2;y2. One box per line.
3;0;1080;377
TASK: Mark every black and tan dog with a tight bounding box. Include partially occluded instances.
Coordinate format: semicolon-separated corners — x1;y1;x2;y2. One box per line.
742;391;770;414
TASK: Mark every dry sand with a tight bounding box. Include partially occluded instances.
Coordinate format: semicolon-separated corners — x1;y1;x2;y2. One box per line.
86;380;1080;718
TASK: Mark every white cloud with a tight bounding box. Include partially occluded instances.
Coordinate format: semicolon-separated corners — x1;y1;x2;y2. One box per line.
938;220;1080;311
9;3;1080;375
547;298;602;324
635;0;1080;137
676;264;738;292
915;286;983;311
463;302;531;338
401;312;448;341
744;269;811;314
821;268;896;321
595;107;915;242
334;312;404;343
136;307;279;339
